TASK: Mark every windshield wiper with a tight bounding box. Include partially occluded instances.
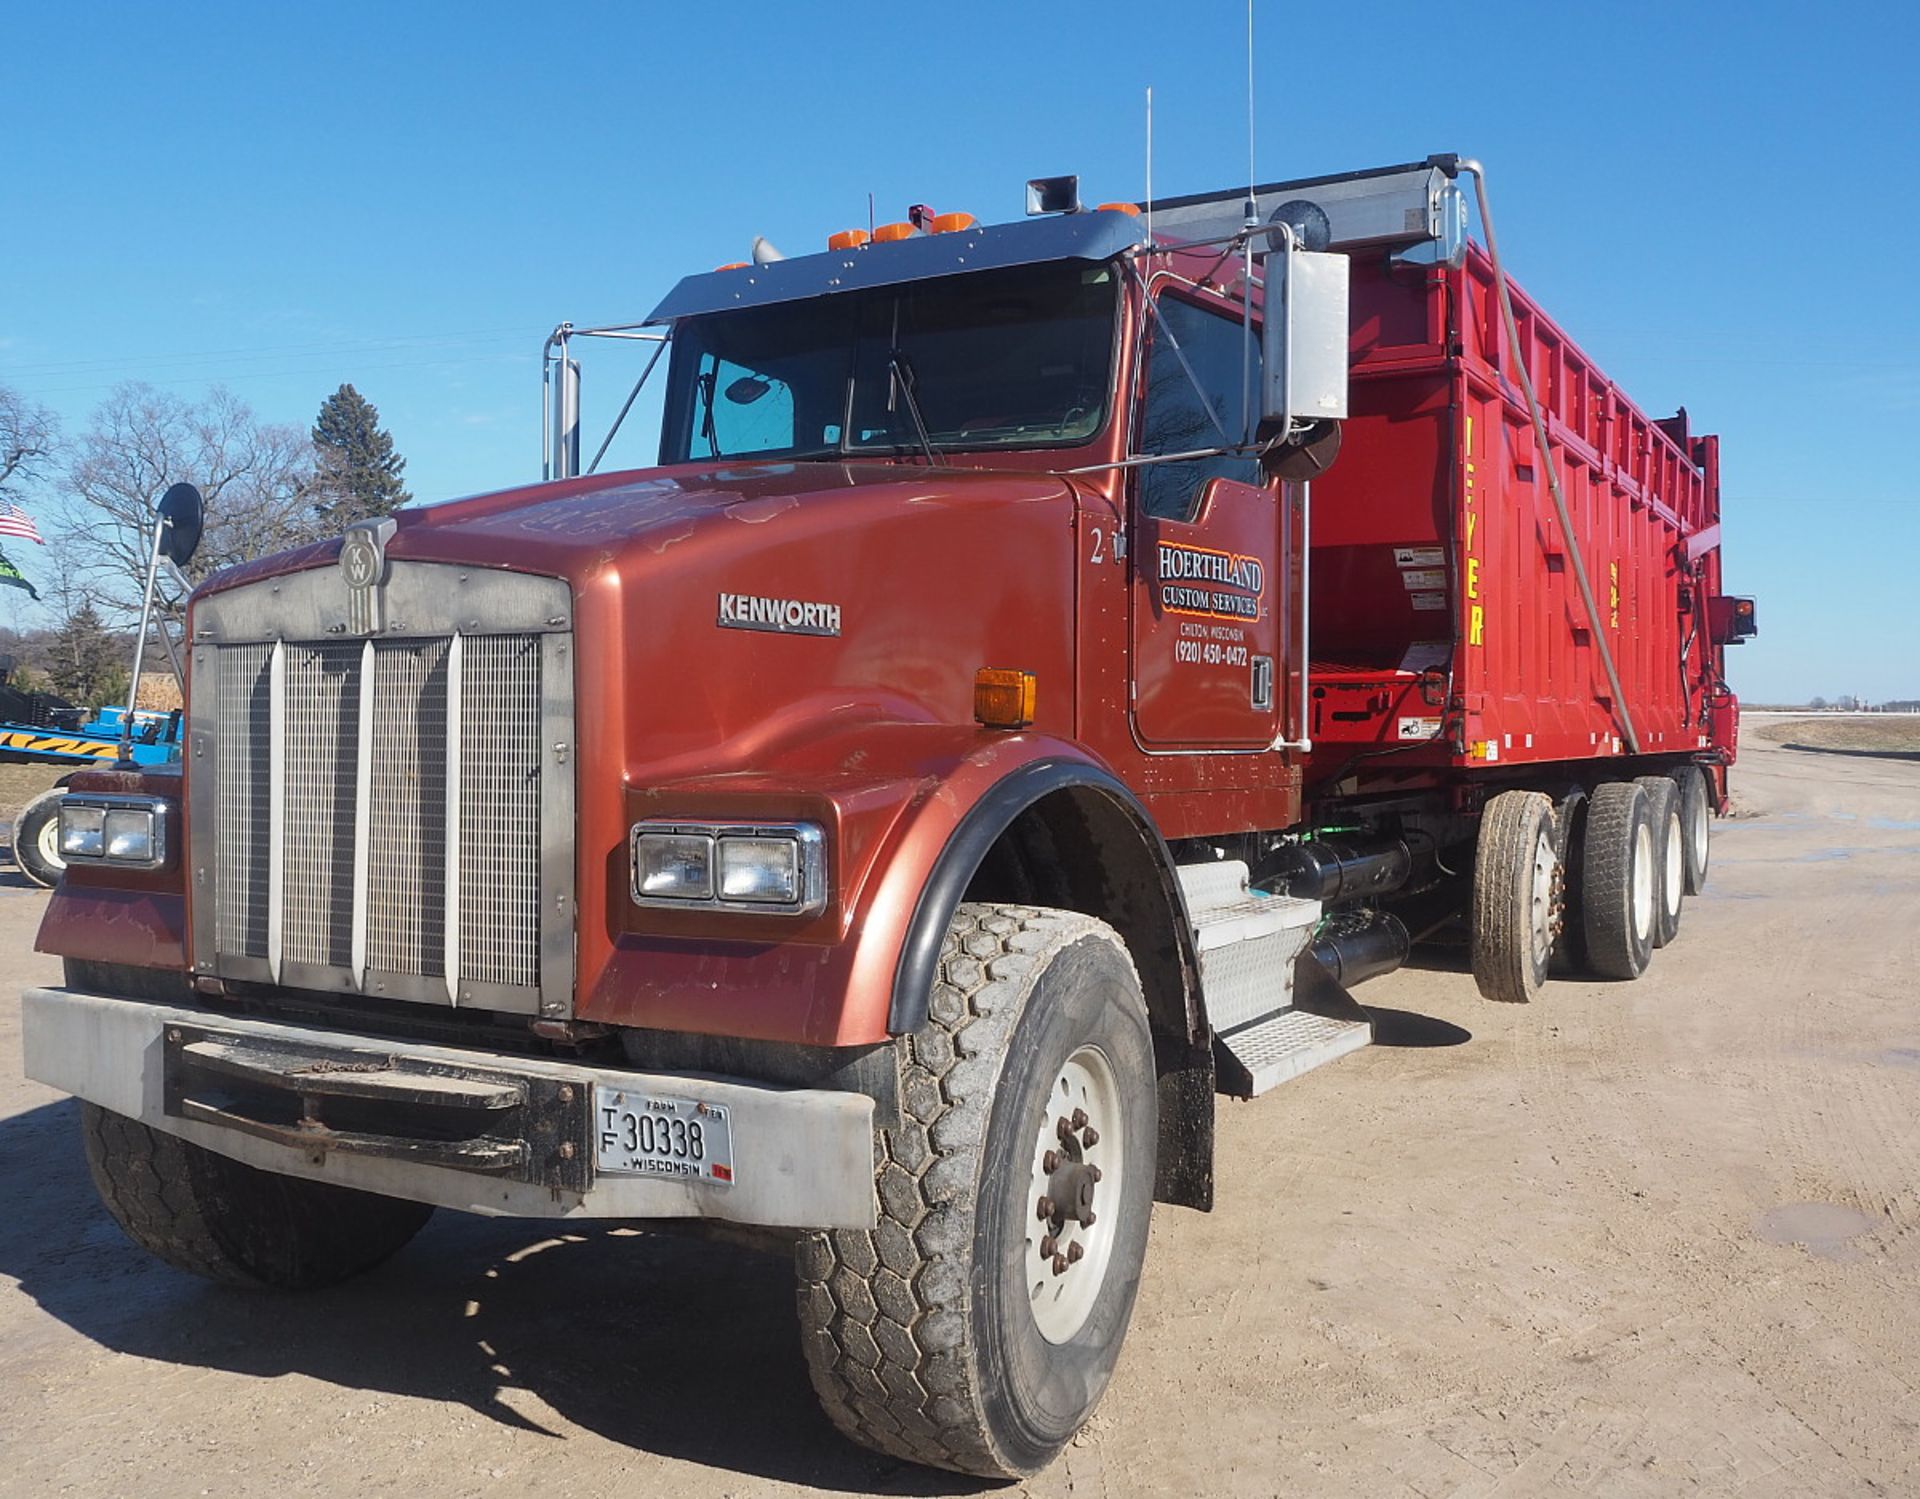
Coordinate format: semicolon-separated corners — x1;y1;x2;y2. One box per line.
887;352;941;465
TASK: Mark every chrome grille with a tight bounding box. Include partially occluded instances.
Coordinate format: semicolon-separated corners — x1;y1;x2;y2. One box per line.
194;570;571;1017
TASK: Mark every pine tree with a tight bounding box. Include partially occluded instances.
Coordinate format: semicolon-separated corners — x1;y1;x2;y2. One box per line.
47;604;122;705
310;384;411;528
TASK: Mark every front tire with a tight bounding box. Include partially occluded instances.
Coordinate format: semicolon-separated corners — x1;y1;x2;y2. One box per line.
795;904;1157;1478
12;786;65;888
81;1103;434;1288
1582;781;1657;979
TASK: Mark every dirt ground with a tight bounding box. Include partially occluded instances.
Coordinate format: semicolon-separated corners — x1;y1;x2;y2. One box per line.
1754;715;1920;756
2;736;1917;1498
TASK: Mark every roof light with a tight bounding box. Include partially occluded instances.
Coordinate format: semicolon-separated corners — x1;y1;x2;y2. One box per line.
872;222;917;243
828;228;870;250
927;212;976;234
1095;201;1142;217
714;261;749;271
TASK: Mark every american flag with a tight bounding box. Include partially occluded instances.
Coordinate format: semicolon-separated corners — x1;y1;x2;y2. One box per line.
0;501;45;545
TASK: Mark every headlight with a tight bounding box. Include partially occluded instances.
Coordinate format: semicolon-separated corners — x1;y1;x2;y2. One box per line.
58;795;170;869
630;821;826;915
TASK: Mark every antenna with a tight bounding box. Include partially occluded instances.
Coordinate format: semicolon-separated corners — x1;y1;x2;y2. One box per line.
1145;86;1154;244
1245;0;1257;227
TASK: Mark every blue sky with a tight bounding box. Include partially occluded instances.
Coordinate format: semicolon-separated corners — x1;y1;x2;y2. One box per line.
5;0;1914;701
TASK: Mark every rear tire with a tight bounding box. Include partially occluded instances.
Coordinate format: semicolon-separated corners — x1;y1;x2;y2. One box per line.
12;787;65;888
1582;781;1656;979
794;904;1157;1478
1470;790;1560;1003
1672;763;1712;895
80;1102;434;1289
1635;776;1684;948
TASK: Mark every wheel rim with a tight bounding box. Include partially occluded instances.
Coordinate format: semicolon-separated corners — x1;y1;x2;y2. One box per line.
1528;827;1558;967
1631;822;1655;942
1663;810;1684;919
1025;1043;1124;1345
36;815;64;874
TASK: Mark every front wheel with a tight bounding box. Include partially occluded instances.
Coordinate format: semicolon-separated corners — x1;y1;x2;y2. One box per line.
12;786;66;888
81;1103;434;1288
795;905;1158;1478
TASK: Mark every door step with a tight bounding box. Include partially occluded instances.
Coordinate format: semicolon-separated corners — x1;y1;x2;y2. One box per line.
1215;1006;1372;1096
1178;861;1374;1098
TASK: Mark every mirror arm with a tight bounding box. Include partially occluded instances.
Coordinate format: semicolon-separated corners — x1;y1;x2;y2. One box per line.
118;509;170;763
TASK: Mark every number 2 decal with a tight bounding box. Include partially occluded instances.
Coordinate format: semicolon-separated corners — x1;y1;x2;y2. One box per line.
1089;526;1105;565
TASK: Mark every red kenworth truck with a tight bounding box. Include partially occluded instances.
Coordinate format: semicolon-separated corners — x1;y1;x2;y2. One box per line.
23;156;1753;1477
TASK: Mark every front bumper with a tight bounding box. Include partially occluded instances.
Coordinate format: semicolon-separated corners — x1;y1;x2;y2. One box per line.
22;987;878;1229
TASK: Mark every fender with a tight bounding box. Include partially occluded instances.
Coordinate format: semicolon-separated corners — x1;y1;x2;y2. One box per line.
885;753;1201;1036
33;764;188;974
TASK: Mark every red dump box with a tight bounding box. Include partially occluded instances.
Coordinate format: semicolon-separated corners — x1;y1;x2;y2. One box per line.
1306;243;1737;793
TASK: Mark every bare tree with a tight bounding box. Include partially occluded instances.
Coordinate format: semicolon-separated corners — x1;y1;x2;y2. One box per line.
0;383;59;497
56;383;319;624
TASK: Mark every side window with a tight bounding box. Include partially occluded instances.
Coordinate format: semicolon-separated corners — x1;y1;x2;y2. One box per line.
689;356;800;457
1136;294;1263;521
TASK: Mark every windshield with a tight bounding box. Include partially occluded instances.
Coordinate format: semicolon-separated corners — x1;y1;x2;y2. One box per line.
658;261;1119;463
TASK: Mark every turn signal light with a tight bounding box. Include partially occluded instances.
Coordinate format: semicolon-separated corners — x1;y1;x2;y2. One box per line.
926;212;976;234
828;228;870;250
974;669;1037;730
872;221;917;242
1096;201;1142;217
714;261;749;271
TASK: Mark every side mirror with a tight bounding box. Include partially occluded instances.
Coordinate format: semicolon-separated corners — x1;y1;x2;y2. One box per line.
1707;595;1758;645
1259;236;1349;443
157;481;204;565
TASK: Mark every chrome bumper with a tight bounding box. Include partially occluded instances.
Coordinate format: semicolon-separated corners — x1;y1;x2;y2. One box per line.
21;987;877;1229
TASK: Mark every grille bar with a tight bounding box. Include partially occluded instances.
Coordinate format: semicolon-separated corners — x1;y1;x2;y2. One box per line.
350;638;375;988
443;631;464;1004
267;640;286;984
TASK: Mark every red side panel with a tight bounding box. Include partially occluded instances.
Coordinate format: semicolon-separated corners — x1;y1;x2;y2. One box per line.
1306;247;1729;786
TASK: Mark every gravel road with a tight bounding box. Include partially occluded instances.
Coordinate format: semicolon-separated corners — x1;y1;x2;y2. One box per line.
2;736;1916;1497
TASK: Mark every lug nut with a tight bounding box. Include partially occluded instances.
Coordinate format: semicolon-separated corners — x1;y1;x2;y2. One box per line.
1056;1117;1074;1142
1079;1210;1096;1228
1067;1241;1084;1264
1088;1164;1103;1183
1081;1126;1100;1148
1036;1196;1055;1221
1043;1149;1059;1173
1071;1108;1088;1130
1052;1254;1069;1276
1040;1234;1058;1258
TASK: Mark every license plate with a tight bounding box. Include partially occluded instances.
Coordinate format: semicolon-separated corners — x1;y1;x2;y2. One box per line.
593;1088;735;1186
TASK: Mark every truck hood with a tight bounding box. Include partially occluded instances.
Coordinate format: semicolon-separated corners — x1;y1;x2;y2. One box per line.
197;460;1075;598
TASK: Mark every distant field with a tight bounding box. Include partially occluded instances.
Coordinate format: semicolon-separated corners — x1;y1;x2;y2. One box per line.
0;763;65;825
1756;717;1920;754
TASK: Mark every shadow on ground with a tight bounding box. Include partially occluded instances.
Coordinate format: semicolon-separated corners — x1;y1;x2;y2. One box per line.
0;1097;986;1496
1364;1007;1472;1047
1779;742;1920;763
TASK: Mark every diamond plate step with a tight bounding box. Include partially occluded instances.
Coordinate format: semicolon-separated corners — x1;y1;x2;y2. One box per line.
1178;861;1322;1033
1216;1007;1372;1097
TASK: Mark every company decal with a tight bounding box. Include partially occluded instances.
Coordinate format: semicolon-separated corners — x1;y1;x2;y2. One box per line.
717;591;842;637
1157;543;1263;621
1393;546;1445;569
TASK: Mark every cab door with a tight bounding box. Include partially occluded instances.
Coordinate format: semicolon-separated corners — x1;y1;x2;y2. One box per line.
1129;290;1282;750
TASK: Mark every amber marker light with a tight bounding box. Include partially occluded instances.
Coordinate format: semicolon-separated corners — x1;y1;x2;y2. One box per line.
872;222;917;242
1095;201;1142;217
927;212;976;234
828;228;870;250
714;261;749;271
974;669;1037;730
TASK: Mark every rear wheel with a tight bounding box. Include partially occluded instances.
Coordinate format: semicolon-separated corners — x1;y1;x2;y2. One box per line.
1635;776;1684;948
794;904;1157;1478
80;1103;434;1288
1672;763;1712;895
1582;781;1656;979
1470;790;1560;1003
12;787;65;888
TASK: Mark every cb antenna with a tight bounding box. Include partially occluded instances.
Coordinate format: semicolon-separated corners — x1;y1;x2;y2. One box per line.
1244;0;1258;229
1145;85;1154;245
